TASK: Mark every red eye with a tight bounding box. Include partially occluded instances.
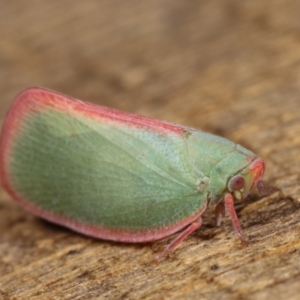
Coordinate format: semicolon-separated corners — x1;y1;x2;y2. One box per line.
228;175;245;191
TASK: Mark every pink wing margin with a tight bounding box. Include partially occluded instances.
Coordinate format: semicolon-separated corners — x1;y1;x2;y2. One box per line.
0;87;205;243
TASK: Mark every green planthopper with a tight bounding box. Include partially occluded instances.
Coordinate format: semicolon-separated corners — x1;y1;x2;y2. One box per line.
0;87;266;260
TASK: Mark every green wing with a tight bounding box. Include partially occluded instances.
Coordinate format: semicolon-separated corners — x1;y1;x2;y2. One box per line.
8;108;207;230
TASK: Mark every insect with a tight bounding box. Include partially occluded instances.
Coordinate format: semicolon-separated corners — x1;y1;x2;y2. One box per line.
0;87;265;260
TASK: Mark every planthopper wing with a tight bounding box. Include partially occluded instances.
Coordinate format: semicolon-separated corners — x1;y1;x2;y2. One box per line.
0;88;208;242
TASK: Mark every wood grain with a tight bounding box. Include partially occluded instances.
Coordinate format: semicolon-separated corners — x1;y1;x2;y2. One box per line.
1;1;300;299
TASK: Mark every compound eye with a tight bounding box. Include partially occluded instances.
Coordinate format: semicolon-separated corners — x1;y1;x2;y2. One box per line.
228;175;245;191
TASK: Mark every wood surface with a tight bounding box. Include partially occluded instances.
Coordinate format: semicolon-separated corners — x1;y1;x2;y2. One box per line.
1;1;300;299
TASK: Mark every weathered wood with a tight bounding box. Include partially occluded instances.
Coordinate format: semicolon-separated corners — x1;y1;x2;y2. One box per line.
1;1;300;299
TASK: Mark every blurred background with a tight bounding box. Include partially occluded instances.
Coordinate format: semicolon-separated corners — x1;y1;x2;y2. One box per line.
1;1;300;299
2;1;299;127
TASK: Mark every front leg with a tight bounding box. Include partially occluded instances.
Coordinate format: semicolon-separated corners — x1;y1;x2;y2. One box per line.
224;193;248;248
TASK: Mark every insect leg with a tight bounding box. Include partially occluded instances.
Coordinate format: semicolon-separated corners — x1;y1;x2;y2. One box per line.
257;181;268;195
224;193;248;248
257;180;280;197
155;217;202;262
214;201;226;227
